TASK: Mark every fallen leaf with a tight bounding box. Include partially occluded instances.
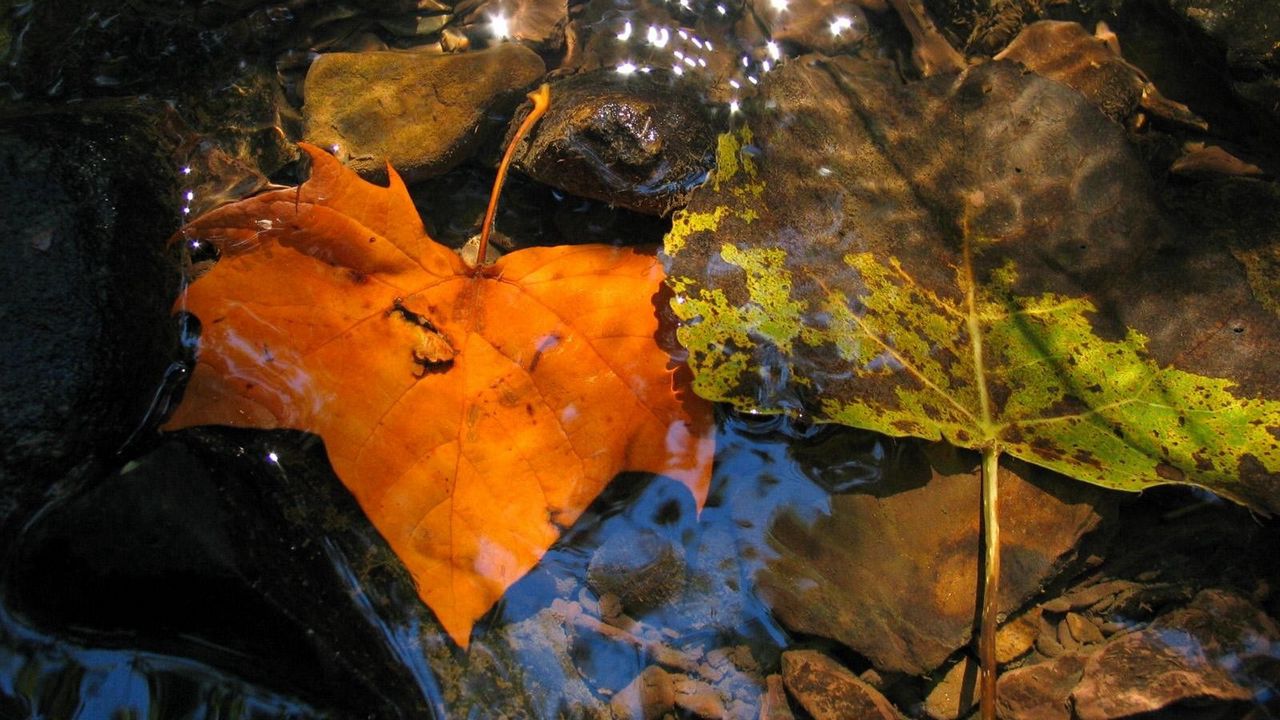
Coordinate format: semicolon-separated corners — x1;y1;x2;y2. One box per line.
166;143;714;647
664;57;1280;513
663;56;1280;717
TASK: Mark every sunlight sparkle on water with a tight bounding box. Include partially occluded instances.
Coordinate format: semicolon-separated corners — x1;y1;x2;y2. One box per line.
616;61;638;75
616;20;632;41
490;12;511;40
766;40;781;60
267;451;280;463
830;15;854;35
647;25;669;47
770;0;789;11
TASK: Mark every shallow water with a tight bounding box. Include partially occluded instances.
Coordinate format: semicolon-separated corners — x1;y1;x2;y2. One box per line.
3;1;1280;718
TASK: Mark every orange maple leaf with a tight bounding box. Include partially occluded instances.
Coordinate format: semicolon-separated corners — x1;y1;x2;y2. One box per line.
165;142;715;647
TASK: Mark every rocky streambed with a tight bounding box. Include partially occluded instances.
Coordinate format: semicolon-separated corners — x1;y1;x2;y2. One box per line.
2;0;1279;718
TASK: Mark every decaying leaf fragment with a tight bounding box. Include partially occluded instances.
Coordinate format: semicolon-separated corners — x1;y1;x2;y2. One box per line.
663;56;1280;514
167;143;714;647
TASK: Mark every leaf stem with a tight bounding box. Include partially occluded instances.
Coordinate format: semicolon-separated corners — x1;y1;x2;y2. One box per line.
476;84;551;272
979;444;1001;720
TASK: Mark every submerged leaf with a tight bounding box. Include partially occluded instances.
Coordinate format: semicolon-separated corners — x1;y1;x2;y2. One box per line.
167;144;714;647
664;57;1280;513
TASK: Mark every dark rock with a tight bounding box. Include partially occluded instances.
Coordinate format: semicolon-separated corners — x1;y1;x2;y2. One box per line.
781;649;901;720
303;44;546;181
3;429;451;717
995;652;1087;720
756;442;1114;675
0;112;181;491
587;527;687;615
1166;0;1280;124
511;69;719;216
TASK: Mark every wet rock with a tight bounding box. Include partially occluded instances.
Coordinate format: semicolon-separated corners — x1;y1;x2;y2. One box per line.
610;665;676;720
1070;628;1252;719
563;0;751;103
470;601;612;720
672;674;729;717
994;20;1206;130
995;652;1087;720
757;443;1114;675
673;521;758;637
760;674;797;719
587;526;687;616
0;113;180;492
511;70;719;216
996;608;1042;664
923;656;979;720
1007;588;1280;720
781;649;901;720
1063;612;1104;647
303;43;545;181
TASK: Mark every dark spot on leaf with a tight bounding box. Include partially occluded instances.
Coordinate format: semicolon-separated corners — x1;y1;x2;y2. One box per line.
1155;463;1185;482
525;403;534;417
1071;448;1102;468
1192;451;1215;472
348;270;368;284
368;236;376;243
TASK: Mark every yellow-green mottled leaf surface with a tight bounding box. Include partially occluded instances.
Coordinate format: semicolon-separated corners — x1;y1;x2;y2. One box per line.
663;57;1280;514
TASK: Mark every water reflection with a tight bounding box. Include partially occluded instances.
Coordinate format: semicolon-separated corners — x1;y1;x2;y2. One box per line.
3;406;1279;716
0;605;323;719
